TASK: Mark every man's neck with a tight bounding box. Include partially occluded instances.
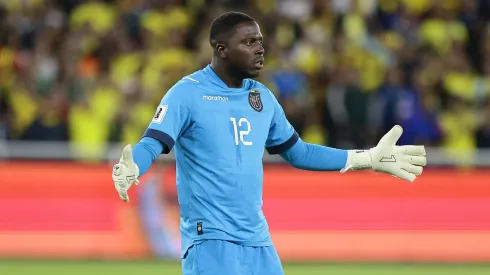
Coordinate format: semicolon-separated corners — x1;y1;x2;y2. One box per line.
210;59;243;88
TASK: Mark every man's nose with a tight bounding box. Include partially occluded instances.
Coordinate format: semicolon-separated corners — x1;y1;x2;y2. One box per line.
256;45;264;55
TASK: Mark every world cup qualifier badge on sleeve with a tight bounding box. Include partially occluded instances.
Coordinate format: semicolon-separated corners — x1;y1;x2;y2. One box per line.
248;89;263;112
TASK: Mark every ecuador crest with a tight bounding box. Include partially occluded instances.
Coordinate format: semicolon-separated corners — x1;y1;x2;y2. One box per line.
248;89;263;112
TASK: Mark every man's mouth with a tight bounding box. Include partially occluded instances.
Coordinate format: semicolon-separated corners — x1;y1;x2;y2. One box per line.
254;59;264;69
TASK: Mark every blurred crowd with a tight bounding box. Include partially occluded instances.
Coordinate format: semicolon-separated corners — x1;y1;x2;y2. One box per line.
1;0;490;160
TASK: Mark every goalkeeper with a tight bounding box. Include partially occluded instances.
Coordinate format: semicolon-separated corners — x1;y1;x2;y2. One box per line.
112;11;427;275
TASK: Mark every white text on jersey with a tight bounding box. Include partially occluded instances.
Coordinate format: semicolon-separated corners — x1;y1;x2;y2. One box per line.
202;95;229;101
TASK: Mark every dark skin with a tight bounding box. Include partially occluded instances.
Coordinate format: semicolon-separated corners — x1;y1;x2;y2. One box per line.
210;21;265;88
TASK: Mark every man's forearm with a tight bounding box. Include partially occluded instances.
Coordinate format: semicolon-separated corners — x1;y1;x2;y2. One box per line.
279;138;348;171
132;137;164;177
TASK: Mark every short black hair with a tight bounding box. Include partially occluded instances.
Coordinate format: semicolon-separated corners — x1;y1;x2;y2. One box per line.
209;11;256;47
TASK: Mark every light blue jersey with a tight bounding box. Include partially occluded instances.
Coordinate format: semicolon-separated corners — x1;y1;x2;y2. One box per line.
143;65;299;258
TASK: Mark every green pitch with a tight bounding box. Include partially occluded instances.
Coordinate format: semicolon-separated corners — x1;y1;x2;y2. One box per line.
1;260;490;275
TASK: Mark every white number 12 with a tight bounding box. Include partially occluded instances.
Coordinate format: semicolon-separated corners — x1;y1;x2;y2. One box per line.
230;117;252;146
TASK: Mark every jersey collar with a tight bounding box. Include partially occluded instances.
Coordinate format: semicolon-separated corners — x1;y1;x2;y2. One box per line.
203;65;250;92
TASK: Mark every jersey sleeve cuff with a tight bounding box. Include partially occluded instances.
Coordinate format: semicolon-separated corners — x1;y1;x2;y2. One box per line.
266;131;299;155
142;129;175;154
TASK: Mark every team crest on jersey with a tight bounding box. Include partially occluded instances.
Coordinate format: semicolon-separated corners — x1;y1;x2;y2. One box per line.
248;90;263;112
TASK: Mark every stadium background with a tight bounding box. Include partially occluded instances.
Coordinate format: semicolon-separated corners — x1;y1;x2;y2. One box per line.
1;0;490;274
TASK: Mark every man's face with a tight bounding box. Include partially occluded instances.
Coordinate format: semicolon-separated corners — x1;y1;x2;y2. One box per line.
225;21;265;79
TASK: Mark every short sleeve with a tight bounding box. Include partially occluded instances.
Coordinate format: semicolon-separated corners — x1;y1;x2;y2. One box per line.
265;91;299;155
143;85;190;154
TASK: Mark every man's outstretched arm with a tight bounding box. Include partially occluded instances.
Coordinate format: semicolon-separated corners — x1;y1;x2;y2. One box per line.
112;82;191;202
266;89;427;182
279;125;427;182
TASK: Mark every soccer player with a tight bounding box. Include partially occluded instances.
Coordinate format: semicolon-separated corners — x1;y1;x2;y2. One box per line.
111;11;427;275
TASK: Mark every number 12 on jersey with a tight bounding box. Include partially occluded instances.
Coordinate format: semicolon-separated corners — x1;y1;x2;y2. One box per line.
230;117;252;146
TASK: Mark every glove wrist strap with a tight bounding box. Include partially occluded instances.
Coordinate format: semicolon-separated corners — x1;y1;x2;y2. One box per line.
340;150;372;173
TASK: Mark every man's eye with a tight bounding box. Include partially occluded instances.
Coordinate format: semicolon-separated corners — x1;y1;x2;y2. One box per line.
245;40;252;46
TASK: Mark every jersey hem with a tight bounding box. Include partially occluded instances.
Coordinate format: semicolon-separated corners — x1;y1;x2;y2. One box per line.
181;236;273;258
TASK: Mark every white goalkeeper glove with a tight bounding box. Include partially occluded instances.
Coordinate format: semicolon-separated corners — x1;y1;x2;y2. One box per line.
112;144;140;202
340;125;427;182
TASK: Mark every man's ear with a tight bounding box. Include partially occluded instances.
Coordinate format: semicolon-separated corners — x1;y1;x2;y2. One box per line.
216;43;227;59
